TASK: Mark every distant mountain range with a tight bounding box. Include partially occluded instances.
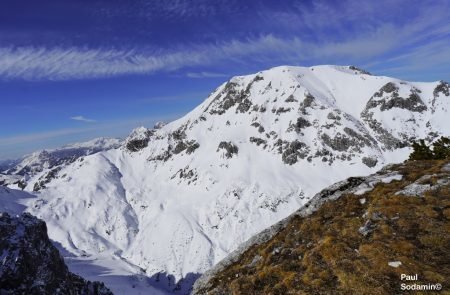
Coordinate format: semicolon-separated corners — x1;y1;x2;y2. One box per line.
1;65;449;294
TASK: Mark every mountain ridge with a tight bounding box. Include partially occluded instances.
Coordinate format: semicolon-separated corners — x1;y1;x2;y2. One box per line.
1;65;449;293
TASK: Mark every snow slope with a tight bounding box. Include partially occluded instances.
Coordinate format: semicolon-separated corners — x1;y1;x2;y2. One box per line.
1;137;122;191
2;65;449;294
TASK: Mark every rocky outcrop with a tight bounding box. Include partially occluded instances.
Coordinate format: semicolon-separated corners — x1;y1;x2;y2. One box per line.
125;127;155;152
0;212;113;294
217;142;239;158
359;82;428;150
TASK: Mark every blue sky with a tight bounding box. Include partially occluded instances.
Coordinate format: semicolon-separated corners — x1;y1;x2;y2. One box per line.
0;0;449;160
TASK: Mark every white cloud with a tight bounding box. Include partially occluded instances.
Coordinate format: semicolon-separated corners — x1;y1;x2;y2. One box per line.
0;1;448;82
70;115;97;123
186;71;228;78
0;47;212;80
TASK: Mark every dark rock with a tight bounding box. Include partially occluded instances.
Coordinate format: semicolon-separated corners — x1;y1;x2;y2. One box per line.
236;98;252;113
285;95;297;103
433;81;449;97
327;112;341;121
349;65;371;75
186;141;200;154
276;107;291;115
249;137;267;147
370;83;427;112
171;129;187;141
374;82;398;97
0;212;112;295
250;122;265;133
126;139;149;152
302;93;315;108
293;117;312;132
362;156;378;168
217;142;239;159
173;142;188;154
125;128;154;152
282;140;309;165
321;133;356;152
258;126;265;133
206;81;254;115
33;167;61;192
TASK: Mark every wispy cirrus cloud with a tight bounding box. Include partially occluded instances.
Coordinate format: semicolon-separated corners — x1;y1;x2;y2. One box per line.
0;0;448;82
0;46;210;80
70;115;96;123
186;71;229;78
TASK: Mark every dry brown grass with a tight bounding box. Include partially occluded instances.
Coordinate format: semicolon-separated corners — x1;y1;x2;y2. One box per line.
200;160;450;295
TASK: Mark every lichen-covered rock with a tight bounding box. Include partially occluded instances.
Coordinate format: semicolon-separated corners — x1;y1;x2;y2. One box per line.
0;212;112;295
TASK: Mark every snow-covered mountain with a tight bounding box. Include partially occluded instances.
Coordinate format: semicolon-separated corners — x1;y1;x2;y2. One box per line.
0;137;122;190
2;65;449;294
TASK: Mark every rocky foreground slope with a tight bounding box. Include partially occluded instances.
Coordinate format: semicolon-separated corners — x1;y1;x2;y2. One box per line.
0;212;113;294
193;159;450;294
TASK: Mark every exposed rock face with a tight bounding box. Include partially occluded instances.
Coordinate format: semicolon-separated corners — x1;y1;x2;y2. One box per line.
349;65;371;75
433;81;449;97
193;160;450;294
0;212;113;295
362;156;378;167
360;82;431;150
217;142;239;158
281;140;309;165
153;121;167;129
125;127;155;152
206;80;254;115
33;167;61;192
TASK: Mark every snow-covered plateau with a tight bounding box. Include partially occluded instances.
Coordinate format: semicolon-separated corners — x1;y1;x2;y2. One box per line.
1;65;449;294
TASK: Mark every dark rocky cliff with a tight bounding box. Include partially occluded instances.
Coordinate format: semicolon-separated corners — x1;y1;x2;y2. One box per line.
0;212;113;295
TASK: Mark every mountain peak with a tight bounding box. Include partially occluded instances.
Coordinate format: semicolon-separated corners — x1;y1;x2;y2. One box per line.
2;66;449;293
